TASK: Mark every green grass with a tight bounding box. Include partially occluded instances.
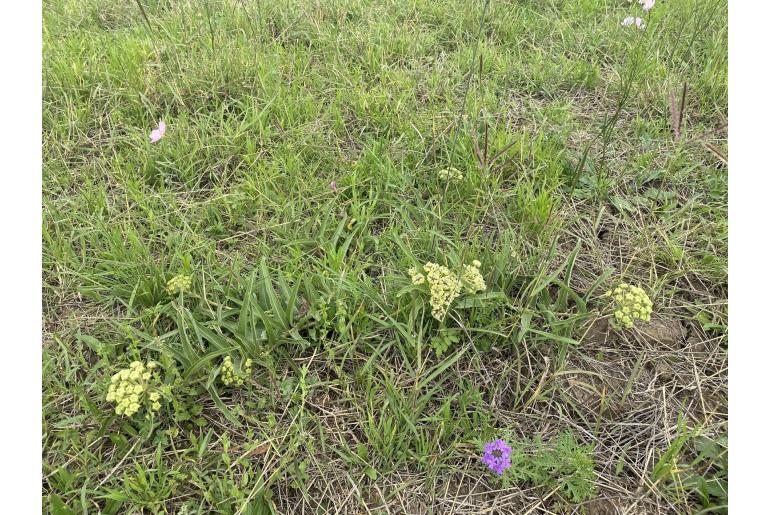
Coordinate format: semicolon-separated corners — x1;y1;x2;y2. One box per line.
43;0;727;512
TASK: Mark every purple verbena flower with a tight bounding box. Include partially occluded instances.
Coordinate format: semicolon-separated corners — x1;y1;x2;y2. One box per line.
482;439;512;476
330;180;338;193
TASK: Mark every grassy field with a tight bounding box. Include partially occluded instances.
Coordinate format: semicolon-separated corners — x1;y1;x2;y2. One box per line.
42;0;727;512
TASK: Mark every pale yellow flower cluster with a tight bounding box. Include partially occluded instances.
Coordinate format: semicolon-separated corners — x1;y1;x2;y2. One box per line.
438;167;463;182
167;274;192;294
461;260;486;294
606;283;652;328
408;267;426;285
106;361;161;416
423;262;463;320
220;356;253;387
410;260;487;320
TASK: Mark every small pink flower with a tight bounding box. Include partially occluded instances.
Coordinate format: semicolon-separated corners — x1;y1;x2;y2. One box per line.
150;120;166;143
330;180;338;193
622;16;645;29
639;0;655;11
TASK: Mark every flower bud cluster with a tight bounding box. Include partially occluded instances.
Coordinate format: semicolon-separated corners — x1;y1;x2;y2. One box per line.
606;283;652;328
167;274;191;294
410;260;487;320
106;361;161;416
437;167;463;182
461;260;486;294
220;356;253;387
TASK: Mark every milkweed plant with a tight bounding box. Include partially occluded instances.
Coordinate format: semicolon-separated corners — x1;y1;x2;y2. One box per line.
605;282;653;329
166;273;192;294
437;167;464;183
219;355;253;387
106;361;164;418
408;260;487;321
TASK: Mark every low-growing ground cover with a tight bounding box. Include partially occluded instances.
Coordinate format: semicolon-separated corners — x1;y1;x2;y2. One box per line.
42;0;727;512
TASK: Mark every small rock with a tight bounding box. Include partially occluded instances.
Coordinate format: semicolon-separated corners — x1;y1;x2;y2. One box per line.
655;361;675;383
581;498;618;515
581;317;618;346
634;319;686;347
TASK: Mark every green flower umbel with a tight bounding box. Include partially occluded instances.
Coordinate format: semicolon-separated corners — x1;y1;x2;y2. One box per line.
106;361;162;417
409;260;487;320
219;356;253;387
605;283;652;329
423;262;463;320
167;274;192;294
461;260;486;294
438;167;464;183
